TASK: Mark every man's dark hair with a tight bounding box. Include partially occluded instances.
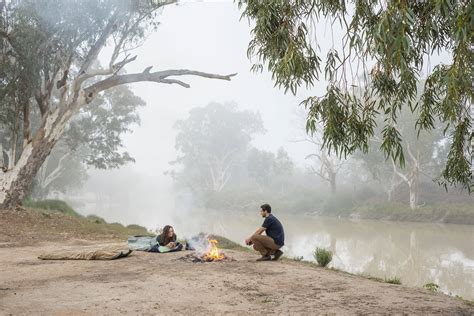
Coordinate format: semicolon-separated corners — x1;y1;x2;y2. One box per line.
260;203;271;213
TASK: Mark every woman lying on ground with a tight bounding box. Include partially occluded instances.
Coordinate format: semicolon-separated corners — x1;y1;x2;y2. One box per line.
149;225;183;253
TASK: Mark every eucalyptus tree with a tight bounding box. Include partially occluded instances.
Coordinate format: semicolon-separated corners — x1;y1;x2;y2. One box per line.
239;0;472;191
358;108;447;209
170;102;264;193
0;0;235;208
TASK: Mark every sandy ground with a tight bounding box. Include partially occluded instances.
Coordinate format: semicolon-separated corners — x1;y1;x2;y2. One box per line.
1;240;472;315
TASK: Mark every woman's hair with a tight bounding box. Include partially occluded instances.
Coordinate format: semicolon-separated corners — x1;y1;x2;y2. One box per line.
160;225;176;245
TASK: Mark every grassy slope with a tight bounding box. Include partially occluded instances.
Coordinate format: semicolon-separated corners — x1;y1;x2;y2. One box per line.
0;201;151;244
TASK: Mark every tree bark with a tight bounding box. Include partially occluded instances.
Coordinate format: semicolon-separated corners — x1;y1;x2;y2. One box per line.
0;142;5;170
22;100;30;148
7;103;21;169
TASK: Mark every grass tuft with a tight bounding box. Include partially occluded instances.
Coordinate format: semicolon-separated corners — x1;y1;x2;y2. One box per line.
385;276;402;285
423;282;440;292
313;247;333;267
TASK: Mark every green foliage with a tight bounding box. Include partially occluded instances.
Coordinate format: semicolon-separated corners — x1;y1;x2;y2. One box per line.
240;0;473;191
65;85;145;170
423;282;440;293
385;276;402;285
238;0;321;94
313;247;333;267
23;199;82;217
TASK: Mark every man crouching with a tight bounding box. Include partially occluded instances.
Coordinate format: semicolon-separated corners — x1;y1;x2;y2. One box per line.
245;203;285;261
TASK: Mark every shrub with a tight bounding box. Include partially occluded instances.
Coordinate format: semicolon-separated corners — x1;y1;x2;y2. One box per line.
86;215;106;224
126;224;148;231
423;283;440;292
385;276;401;285
313;247;333;267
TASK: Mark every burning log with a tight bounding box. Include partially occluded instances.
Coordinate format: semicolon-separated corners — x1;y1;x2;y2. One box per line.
177;253;235;263
177;239;235;263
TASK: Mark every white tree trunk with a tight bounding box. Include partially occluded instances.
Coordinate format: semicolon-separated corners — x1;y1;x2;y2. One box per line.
0;143;5;169
0;108;72;208
409;183;417;210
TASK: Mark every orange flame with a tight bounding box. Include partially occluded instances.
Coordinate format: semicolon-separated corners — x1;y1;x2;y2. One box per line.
202;239;225;261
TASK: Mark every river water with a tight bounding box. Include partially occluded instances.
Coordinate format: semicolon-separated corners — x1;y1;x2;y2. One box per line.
179;210;474;300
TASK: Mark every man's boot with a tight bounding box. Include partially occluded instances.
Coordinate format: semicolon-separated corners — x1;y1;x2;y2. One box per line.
272;250;283;261
256;255;271;261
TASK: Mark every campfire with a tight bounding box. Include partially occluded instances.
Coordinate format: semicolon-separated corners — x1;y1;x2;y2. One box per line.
202;239;225;261
178;239;235;263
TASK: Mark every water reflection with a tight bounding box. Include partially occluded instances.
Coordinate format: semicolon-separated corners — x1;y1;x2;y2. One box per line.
178;211;474;299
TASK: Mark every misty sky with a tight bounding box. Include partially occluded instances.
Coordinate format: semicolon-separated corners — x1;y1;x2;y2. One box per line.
112;1;318;175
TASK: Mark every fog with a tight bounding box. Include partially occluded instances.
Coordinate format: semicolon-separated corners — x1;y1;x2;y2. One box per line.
64;1;466;233
76;1;317;229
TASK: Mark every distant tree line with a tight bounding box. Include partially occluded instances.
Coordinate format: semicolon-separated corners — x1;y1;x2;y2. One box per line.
168;102;472;213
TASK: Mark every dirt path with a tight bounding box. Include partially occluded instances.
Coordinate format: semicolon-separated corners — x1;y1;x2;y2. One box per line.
1;240;472;315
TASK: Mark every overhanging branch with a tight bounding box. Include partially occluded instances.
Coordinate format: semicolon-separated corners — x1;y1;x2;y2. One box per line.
83;69;237;103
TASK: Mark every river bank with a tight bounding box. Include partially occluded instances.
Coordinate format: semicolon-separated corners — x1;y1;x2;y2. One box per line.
1;207;473;314
304;202;474;225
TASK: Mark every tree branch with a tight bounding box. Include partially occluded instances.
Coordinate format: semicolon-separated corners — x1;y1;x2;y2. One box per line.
392;158;408;183
406;143;417;164
305;153;321;160
77;12;119;77
159;78;190;88
78;55;138;86
43;152;70;188
83;69;237;103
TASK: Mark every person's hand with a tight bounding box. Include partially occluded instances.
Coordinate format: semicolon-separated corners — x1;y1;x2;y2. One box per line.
166;242;176;248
